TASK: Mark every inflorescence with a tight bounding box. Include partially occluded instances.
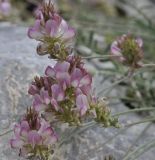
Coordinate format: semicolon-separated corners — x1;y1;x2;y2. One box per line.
9;1;147;159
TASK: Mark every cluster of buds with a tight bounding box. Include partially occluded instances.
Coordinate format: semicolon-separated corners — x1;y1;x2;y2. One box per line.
10;108;58;159
110;34;143;69
0;0;11;17
28;1;75;60
91;99;119;127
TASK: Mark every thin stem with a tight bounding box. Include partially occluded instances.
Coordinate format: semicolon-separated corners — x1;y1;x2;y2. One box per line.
79;127;127;159
112;107;155;117
80;118;154;159
125;117;155;128
122;138;155;160
82;55;121;60
122;123;152;159
58;121;96;147
142;63;155;67
0;129;13;137
98;75;128;96
98;66;140;96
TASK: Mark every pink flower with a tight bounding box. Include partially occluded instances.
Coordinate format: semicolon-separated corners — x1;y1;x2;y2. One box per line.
29;56;93;124
28;2;75;59
0;0;11;16
76;94;90;116
10;108;58;158
33;89;51;112
110;34;143;68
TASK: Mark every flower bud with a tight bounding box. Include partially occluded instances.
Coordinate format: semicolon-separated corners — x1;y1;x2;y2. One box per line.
110;34;143;68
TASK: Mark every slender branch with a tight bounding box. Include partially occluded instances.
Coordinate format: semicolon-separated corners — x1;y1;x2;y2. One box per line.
79;118;155;159
122;138;155;160
112;107;155;117
58;121;96;147
125;117;155;128
82;54;120;60
122;123;152;159
0;129;13;137
98;75;128;96
142;63;155;67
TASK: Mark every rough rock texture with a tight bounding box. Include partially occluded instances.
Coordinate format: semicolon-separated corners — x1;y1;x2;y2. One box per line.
0;23;155;160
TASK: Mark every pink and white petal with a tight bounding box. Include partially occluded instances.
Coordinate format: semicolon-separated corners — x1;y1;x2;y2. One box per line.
40;89;51;105
136;38;143;47
41;127;54;137
51;98;59;111
76;94;89;116
45;19;59;37
33;94;45;112
54;61;70;73
59;19;69;35
38;119;50;134
45;66;55;77
62;27;76;42
20;128;29;138
80;85;91;95
111;42;122;56
28;130;41;148
28;20;43;40
28;85;38;95
10;139;24;149
51;84;65;101
79;74;92;87
75;88;83;96
28;28;43;40
53;13;62;26
20;121;30;131
56;72;70;89
71;68;83;87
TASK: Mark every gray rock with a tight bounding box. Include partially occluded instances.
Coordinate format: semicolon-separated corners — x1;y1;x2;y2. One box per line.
0;22;155;160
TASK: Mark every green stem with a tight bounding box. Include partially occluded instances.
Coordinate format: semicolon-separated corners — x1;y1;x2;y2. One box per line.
98;75;128;95
142;63;155;67
122;123;152;159
122;138;155;160
125;117;155;128
58;121;96;147
0;129;13;137
82;55;120;59
79;118;154;159
112;107;155;117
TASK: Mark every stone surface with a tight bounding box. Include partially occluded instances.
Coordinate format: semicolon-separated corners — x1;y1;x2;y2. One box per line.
0;22;155;160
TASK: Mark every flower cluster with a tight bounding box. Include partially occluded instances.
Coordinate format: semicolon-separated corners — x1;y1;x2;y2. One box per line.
0;0;11;17
28;55;92;124
10;108;58;159
28;55;118;126
110;34;143;68
28;1;75;60
11;1;119;159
